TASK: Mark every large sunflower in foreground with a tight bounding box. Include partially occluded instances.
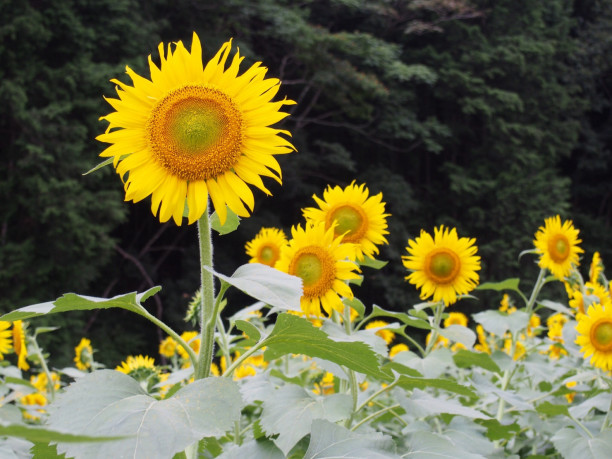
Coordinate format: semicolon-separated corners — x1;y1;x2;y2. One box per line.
276;222;360;317
245;227;288;267
576;303;612;372
533;215;583;279
402;226;481;306
302;182;389;261
97;32;295;225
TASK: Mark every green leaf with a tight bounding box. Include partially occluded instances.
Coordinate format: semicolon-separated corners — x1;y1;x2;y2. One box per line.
370;305;432;330
396;376;476;398
438;325;476;349
49;370;242;459
82;157;113;176
219;439;285;459
475;419;520;441
405;431;483;458
343;297;365;318
453;350;501;374
476;278;520;292
0;287;161;322
399;389;487;419
552;427;612;459
235;319;262;342
259;385;352;456
207;264;302;311
0;423;122;444
472;310;529;337
210;207;240;235
536;402;570;418
392;349;453;378
381;362;423;378
536;300;573;315
358;257;388;270
263;314;386;379
304;419;397;459
31;442;66;459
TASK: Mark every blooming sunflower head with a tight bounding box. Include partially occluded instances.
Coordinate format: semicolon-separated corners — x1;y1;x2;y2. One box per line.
533;215;583;280
12;320;29;371
302;182;390;261
159;336;178;358
97;32;296;226
275;222;361;317
245;227;288;267
74;338;94;371
116;355;161;391
576;303;612;371
402;226;481;306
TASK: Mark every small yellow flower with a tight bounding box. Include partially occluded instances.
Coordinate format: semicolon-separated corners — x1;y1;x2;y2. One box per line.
533;215;583;279
313;372;335;395
498;294;517;314
20;392;47;421
177;331;200;367
74;338;94;371
0;321;12;360
365;320;395;345
389;343;409;358
245;227;288;267
159;336;178;358
590;252;604;285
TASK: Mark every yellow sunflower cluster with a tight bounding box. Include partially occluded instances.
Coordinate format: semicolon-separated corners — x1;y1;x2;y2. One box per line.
19;371;62;422
246;182;390;318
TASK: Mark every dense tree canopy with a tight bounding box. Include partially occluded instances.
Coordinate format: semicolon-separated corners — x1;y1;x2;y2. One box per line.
1;0;610;364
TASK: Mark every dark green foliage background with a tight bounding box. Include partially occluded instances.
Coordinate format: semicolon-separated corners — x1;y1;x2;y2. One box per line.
1;0;611;366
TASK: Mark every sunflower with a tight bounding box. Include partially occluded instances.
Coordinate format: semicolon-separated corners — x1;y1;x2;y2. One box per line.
533;215;583;280
177;331;200;367
12;321;29;371
569;282;611;315
159;336;178;358
389;343;409;358
302;182;389;261
97;32;295;226
402;226;481;306
0;321;12;360
116;355;161;392
245;227;288;267
365;320;395;345
576;303;612;371
444;312;468;328
276;222;360;317
590;252;604;285
74;338;93;371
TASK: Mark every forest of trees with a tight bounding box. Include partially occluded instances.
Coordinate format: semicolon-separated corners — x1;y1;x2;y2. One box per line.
1;0;611;365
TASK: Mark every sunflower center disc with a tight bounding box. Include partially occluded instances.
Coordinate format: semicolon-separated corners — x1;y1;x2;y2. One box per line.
548;234;570;263
259;245;278;266
290;247;336;298
427;249;461;283
329;205;367;242
592;320;612;352
148;85;243;181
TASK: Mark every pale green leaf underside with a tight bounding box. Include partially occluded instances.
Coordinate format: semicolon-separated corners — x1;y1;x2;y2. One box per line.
49;370;241;459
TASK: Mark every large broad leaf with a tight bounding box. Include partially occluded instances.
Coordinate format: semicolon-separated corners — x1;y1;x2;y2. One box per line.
262;314;385;378
552;427;612;459
404;431;484;459
370;305;432;331
48;370;241;459
476;278;520;293
0;288;160;322
396;376;476;398
398;389;486;419
392;349;453;379
259;385;352;456
218;439;285;459
206;264;302;311
472;310;529;337
438;325;476;349
453;350;501;374
304;419;398;459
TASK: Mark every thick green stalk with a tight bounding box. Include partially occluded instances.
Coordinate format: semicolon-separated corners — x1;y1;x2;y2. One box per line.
195;210;216;380
424;301;445;356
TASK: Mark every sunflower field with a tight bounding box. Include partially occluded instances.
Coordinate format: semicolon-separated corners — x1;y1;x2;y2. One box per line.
1;26;612;458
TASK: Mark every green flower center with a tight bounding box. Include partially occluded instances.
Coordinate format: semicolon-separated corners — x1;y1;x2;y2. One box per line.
592;319;612;352
426;249;461;284
289;247;336;298
548;234;570;263
259;245;278;267
148;84;243;181
328;204;367;242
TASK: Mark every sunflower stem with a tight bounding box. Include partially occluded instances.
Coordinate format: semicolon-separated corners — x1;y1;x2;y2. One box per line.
525;268;547;316
195;209;216;380
424;301;445;356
